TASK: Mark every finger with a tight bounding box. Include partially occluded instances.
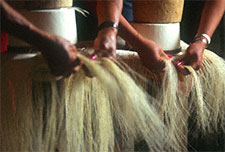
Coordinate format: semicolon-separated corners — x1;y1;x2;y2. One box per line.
94;49;104;58
95;48;116;59
174;53;190;65
173;59;187;67
102;52;116;61
181;59;201;71
167;54;173;60
56;59;80;77
174;63;190;75
101;50;114;58
72;58;81;66
73;65;82;73
150;67;166;75
191;64;200;71
177;61;183;66
149;61;166;74
90;54;98;60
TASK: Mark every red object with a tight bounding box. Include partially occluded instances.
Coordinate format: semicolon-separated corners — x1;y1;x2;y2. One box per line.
1;32;9;52
177;61;183;66
90;54;98;60
167;54;173;59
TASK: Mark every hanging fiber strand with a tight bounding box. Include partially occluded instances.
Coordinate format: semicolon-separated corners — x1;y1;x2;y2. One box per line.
64;54;170;152
1;52;169;151
116;44;225;150
1;42;224;151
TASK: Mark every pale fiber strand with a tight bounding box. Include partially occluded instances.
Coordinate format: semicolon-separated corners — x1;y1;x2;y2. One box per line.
117;49;225;150
101;58;169;151
1;48;224;151
67;54;168;151
117;55;189;150
198;50;225;132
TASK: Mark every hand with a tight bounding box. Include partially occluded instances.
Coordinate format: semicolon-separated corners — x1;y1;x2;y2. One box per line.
94;27;117;59
42;35;81;76
176;40;205;72
135;38;168;73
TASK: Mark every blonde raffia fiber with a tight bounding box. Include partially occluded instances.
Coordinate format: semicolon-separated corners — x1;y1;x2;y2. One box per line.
117;48;225;150
1;47;224;151
192;50;225;133
64;54;169;151
117;54;189;150
1;52;169;151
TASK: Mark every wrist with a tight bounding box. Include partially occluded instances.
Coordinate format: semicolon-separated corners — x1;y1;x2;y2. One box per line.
98;21;119;33
126;32;145;51
192;33;211;48
190;40;206;54
191;39;206;49
97;27;118;41
98;26;118;35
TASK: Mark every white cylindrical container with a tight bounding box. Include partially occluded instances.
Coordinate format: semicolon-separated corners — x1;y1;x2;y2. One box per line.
9;8;77;47
131;22;181;51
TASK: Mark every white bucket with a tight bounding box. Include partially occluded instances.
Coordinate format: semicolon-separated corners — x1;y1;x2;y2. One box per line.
131;22;181;51
9;8;77;47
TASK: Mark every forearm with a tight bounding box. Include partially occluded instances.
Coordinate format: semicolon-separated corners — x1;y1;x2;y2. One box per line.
178;0;225;70
197;0;225;37
96;0;122;25
119;15;148;52
0;0;53;51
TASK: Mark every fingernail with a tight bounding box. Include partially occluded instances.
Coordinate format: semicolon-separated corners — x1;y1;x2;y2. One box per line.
90;54;97;60
177;61;183;66
167;55;173;59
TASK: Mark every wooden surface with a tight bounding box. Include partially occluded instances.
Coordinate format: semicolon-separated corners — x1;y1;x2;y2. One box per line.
133;0;184;23
7;0;73;9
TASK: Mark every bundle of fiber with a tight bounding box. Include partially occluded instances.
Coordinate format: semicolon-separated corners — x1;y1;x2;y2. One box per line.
117;53;191;150
1;42;224;151
180;42;225;133
0;52;169;151
188;50;225;133
117;42;225;150
63;54;171;151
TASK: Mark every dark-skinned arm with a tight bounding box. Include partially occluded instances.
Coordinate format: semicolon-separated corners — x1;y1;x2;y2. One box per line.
178;0;225;70
93;0;122;59
86;0;167;72
1;0;81;76
119;15;168;72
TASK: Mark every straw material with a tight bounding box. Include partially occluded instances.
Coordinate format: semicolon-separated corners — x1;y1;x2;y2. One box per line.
117;48;225;150
1;46;224;151
1;53;167;151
